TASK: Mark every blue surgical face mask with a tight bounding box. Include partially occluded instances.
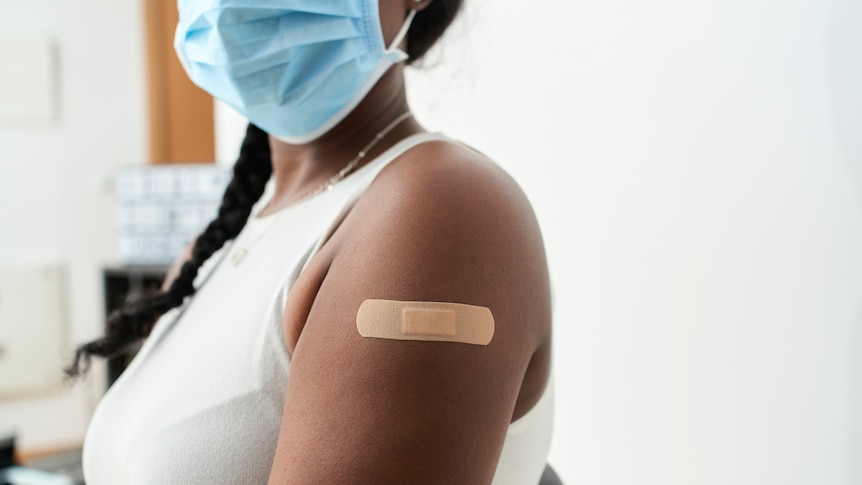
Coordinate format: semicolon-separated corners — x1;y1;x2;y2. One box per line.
174;1;416;144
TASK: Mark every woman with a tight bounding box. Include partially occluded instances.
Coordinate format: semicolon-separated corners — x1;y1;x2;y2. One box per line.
71;0;554;483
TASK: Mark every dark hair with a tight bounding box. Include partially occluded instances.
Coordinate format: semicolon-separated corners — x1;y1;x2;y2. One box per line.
407;0;464;64
65;0;464;378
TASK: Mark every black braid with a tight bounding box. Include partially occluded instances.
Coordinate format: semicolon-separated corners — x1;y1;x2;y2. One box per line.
65;124;272;378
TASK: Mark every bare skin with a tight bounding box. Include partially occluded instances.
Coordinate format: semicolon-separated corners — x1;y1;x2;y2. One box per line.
269;138;553;484
165;1;552;483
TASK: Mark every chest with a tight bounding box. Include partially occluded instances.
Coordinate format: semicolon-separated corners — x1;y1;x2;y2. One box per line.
82;216;331;485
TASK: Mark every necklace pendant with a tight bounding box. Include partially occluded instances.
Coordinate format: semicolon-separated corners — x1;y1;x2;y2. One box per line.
231;248;248;266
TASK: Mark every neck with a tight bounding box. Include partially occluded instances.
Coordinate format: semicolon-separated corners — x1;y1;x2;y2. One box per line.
262;66;424;215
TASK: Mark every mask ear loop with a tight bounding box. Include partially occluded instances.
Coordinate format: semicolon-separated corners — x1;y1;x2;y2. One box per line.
386;9;418;53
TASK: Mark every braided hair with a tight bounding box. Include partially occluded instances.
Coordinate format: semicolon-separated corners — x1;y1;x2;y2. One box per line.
66;0;464;378
66;124;272;377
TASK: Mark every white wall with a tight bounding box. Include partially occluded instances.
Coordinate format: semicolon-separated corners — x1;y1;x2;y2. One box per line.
0;0;147;451
402;0;862;483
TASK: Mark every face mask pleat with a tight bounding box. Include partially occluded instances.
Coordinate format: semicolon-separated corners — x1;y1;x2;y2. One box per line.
190;63;246;110
235;0;364;18
272;13;363;47
264;50;391;136
179;0;364;20
196;7;284;29
275;41;371;99
195;38;368;110
182;15;362;70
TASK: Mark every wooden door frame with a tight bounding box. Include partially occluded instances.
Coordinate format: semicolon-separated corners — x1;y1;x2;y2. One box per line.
143;0;214;164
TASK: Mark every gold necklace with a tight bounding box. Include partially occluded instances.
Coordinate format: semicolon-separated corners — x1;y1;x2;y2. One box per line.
229;112;414;267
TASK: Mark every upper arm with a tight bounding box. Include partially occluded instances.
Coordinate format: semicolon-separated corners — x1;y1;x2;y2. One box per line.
267;143;551;485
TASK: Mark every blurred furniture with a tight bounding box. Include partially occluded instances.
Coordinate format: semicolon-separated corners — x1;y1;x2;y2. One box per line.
20;448;83;485
540;463;564;484
102;265;169;387
0;435;82;485
115;165;229;266
0;435;13;470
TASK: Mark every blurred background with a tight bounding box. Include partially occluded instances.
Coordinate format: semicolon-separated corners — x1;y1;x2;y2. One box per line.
1;0;861;484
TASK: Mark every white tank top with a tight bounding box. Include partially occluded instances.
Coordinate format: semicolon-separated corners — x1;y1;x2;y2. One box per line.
82;132;554;485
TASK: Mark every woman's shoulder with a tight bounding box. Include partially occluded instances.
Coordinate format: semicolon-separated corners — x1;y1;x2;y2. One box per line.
359;135;539;236
327;133;551;348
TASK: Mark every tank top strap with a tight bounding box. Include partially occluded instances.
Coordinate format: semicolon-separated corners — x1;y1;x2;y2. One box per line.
296;131;449;275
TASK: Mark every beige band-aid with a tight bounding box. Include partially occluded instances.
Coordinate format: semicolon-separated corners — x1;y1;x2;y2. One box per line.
356;299;494;346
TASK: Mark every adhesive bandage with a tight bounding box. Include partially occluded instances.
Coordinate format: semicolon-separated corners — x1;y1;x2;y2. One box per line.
356;299;494;345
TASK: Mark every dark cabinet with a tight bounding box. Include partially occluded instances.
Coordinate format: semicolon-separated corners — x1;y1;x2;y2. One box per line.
101;265;169;387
